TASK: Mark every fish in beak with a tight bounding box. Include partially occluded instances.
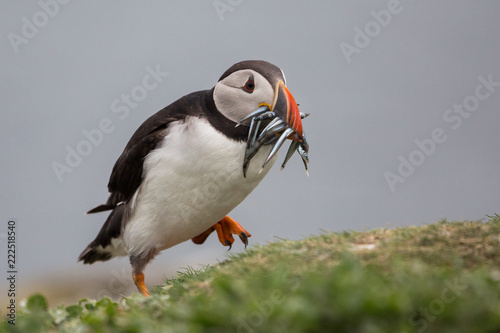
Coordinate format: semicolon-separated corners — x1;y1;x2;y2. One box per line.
238;81;309;177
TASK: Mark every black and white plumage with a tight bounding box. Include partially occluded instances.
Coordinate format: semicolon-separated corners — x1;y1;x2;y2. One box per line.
78;60;308;296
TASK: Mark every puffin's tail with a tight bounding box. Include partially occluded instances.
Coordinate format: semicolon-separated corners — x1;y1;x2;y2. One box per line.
78;204;127;264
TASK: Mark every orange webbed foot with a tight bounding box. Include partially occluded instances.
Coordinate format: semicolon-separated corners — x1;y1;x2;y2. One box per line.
191;216;251;250
214;216;252;250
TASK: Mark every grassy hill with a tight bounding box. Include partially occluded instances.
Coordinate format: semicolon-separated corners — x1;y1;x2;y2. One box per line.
3;216;500;332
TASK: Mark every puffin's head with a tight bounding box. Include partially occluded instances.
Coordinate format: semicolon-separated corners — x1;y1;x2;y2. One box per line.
213;60;309;175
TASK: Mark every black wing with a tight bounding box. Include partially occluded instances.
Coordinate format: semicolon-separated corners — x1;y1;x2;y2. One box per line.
87;90;207;214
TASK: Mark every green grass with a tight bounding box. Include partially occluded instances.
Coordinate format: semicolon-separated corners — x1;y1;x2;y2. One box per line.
3;216;500;332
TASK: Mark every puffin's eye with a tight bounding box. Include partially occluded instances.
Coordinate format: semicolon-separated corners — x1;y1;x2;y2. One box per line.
242;75;255;93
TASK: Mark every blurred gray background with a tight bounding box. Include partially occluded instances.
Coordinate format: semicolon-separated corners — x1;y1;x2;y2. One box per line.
1;1;499;305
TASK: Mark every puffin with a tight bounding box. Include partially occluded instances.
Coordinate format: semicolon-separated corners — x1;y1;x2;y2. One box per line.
78;60;309;296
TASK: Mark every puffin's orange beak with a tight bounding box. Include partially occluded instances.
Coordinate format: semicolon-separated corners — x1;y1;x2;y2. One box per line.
271;81;304;142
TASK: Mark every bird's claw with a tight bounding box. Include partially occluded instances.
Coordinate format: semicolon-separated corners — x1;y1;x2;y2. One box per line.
239;232;249;248
192;216;251;250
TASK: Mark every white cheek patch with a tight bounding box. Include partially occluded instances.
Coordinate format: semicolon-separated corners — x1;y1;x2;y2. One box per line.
214;70;274;123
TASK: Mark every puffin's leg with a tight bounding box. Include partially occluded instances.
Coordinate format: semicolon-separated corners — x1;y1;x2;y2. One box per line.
191;226;216;245
130;249;158;297
132;272;149;297
191;216;252;249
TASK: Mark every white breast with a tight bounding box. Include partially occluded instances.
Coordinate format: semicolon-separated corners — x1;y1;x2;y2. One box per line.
123;116;276;256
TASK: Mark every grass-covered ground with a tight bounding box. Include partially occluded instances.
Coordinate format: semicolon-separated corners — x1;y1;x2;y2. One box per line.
3;216;500;332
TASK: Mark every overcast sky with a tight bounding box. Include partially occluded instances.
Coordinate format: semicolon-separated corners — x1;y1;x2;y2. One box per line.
1;1;499;303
